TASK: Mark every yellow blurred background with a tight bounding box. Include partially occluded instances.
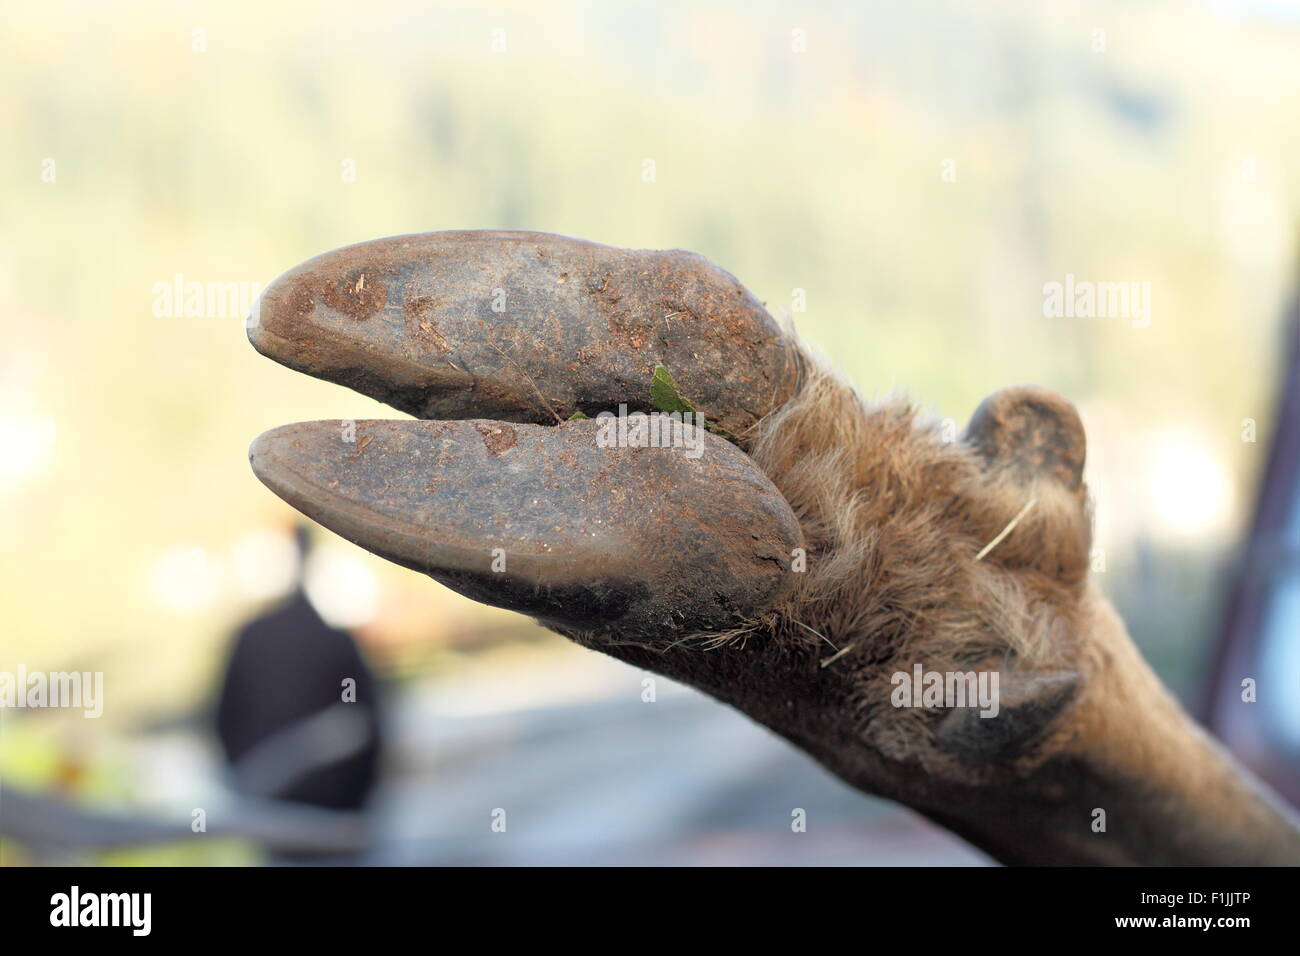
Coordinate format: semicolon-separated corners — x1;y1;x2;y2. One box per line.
1;0;1298;864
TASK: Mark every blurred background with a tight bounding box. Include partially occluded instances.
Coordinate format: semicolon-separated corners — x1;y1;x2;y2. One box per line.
1;0;1299;865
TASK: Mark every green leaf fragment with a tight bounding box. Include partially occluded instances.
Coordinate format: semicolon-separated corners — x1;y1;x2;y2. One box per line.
650;364;696;414
650;364;740;444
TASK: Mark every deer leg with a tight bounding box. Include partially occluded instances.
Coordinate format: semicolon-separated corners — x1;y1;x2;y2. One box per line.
247;231;1300;866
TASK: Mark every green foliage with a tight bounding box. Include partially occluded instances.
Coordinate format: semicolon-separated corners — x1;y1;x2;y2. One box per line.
650;365;695;415
650;364;739;443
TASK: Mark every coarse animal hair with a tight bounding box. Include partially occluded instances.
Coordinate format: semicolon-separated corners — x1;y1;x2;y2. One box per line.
730;340;1093;770
568;337;1095;779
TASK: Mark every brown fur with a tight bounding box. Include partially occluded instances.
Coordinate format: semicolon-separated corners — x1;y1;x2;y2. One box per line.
569;342;1300;864
745;350;1090;778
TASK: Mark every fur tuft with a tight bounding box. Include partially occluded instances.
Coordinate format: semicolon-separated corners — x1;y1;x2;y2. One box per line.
741;345;1093;767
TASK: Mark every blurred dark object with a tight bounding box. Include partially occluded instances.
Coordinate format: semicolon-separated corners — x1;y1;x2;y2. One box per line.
1207;281;1300;809
215;527;383;817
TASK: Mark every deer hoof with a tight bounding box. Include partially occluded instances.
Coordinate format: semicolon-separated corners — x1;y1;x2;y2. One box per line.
249;417;804;640
248;231;799;436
